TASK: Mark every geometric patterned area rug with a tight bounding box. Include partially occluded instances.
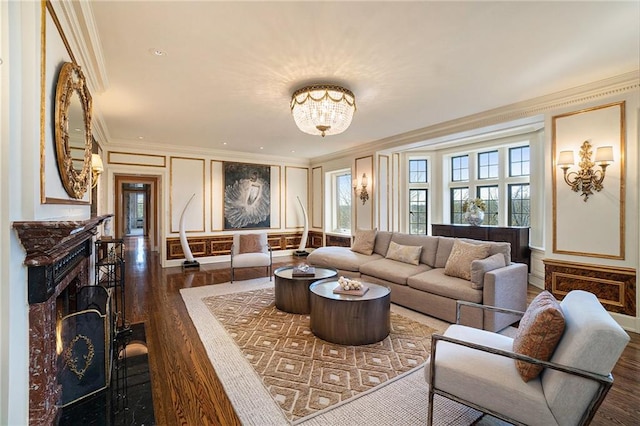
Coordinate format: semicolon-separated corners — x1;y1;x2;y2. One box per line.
202;287;441;423
180;278;485;425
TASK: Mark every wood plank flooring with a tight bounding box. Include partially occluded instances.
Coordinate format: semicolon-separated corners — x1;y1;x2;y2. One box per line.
123;236;640;425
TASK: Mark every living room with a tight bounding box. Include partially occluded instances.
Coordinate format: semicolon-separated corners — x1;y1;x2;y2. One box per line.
2;1;639;425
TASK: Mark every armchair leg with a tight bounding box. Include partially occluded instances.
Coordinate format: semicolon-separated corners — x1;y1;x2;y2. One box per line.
231;267;234;283
427;386;434;425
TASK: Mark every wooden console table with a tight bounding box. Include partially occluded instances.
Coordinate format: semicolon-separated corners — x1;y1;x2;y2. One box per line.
432;224;530;268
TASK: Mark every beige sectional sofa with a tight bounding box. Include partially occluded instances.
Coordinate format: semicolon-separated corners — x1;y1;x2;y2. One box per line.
307;230;528;332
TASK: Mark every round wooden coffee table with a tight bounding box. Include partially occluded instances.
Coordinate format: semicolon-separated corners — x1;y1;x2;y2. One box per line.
273;266;338;314
309;278;391;345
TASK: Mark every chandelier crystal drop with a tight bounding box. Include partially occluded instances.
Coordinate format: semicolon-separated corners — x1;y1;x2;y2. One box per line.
290;85;356;137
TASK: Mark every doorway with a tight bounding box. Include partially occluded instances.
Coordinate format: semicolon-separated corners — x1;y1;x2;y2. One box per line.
114;175;160;252
123;184;149;236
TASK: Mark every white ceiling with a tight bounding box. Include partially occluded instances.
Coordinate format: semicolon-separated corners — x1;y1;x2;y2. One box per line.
88;1;639;160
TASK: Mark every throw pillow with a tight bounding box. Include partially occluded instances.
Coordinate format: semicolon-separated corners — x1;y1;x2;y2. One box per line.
351;228;377;255
512;291;566;382
444;239;490;281
239;234;263;254
470;253;506;289
385;241;422;265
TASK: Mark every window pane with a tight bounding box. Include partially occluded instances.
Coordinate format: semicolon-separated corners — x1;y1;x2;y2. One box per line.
478;150;499;179
451;155;469;182
509;146;530;177
450;187;469;224
477;185;499;225
409;159;428;183
509;184;530;226
409;189;428;234
336;174;351;231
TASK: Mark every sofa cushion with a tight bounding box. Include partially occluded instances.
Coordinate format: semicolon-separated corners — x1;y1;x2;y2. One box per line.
512;291;565;382
307;246;382;272
470;253;506;289
434;237;455;268
407;269;482;303
435;237;512;267
359;258;430;285
462;238;511;265
385;241;422;265
444;239;490;281
373;231;393;256
390;234;439;266
351;228;377;255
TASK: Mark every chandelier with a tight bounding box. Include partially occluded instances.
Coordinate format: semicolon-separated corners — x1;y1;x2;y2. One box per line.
290;85;356;137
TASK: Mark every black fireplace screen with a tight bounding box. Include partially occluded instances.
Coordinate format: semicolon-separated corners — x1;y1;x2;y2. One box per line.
58;286;111;407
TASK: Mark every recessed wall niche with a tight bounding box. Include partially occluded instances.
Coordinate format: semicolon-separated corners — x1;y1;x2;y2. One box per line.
551;101;625;259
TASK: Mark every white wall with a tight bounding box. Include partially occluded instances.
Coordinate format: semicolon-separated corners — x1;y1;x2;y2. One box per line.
101;147;310;267
1;2;96;423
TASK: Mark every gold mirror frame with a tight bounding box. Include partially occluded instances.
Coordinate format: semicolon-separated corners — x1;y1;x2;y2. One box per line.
54;62;92;199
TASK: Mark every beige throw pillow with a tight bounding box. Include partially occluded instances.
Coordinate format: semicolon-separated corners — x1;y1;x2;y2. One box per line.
470;253;506;289
351;228;377;255
239;234;263;254
385;241;422;265
444;239;490;281
512;291;566;382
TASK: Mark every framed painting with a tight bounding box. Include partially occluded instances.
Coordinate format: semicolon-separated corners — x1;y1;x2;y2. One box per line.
224;162;271;229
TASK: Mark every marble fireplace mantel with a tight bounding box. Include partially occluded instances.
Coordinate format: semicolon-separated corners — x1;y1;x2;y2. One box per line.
12;214;112;425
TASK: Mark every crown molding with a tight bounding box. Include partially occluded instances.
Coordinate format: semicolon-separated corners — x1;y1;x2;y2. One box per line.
105;139;311;168
49;1;108;93
312;71;639;164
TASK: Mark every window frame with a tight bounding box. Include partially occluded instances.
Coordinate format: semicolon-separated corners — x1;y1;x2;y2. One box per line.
445;142;530;227
327;169;352;235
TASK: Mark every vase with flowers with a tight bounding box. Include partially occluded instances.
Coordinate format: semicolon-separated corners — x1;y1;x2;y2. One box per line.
462;198;486;226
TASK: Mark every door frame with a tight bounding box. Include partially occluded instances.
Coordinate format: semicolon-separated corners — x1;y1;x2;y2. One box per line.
114;174;161;252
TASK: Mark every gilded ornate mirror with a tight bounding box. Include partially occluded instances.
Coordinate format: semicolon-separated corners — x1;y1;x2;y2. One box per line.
55;62;92;199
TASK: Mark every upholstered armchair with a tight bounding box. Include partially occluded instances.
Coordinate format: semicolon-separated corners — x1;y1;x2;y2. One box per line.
425;290;630;426
230;233;272;283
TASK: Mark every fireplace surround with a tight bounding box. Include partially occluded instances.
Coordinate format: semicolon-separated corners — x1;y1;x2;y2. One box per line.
13;215;112;425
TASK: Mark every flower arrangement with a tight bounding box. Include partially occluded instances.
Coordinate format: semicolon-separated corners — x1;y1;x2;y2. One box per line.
462;198;486;212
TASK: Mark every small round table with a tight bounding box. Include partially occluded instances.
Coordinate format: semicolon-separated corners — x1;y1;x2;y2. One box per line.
309;278;391;345
273;266;338;314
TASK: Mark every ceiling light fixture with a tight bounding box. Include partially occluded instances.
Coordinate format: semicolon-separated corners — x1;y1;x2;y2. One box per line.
290;85;356;137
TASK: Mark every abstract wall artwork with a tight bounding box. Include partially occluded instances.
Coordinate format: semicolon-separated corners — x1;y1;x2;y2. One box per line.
224;162;271;229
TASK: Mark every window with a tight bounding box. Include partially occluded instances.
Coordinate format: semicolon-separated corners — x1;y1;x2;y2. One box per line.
136;193;144;218
478;150;499;179
446;142;530;226
409;159;428;183
509;146;530;177
509;184;530;226
409;189;428;234
334;172;352;232
450;187;469;224
477;185;499;225
451;155;469;182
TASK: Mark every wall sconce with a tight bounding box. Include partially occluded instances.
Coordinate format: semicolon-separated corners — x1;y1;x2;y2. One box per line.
91;154;104;189
353;173;369;205
557;140;613;202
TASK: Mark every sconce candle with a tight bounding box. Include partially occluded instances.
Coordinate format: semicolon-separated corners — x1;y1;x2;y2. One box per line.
353;173;369;205
558;140;613;202
91;154;104;189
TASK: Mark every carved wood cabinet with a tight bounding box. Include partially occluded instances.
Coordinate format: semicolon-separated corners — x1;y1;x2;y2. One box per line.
432;224;531;268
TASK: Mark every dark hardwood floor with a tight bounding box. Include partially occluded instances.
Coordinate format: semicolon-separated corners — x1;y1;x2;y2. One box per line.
123;235;640;425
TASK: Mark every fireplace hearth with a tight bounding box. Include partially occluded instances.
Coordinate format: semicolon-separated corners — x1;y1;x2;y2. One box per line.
14;215;112;425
